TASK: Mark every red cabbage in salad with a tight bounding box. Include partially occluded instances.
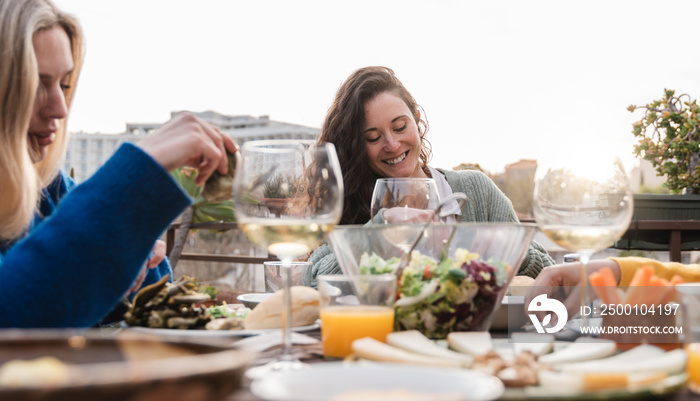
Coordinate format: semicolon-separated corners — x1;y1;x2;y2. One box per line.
359;249;511;339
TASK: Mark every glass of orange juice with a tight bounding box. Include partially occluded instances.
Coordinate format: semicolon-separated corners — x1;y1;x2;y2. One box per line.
318;274;396;358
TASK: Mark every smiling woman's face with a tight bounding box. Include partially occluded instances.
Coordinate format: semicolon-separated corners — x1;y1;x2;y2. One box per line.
28;26;73;163
363;91;427;179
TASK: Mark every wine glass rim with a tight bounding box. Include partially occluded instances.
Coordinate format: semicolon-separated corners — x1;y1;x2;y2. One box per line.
333;222;540;230
375;177;437;183
263;261;312;267
317;274;397;283
241;139;335;149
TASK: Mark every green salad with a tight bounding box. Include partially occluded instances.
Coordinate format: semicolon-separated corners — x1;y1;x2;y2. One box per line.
206;304;251;320
359;249;510;339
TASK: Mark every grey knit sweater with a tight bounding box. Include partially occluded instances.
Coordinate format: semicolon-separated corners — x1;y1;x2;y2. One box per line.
302;169;554;288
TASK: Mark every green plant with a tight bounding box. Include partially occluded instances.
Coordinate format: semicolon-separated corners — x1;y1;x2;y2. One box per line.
629;89;700;193
617;249;654;259
168;167;236;268
637;184;671;195
262;174;303;198
170;167;236;224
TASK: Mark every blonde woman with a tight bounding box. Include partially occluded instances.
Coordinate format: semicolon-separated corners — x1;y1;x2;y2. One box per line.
0;0;236;328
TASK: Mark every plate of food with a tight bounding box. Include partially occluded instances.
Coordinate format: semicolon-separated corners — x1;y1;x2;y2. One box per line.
343;329;688;400
122;276;321;338
122;321;321;339
250;361;504;401
0;329;255;401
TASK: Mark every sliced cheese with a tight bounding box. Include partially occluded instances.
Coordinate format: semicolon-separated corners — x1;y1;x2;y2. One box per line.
386;330;473;367
582;373;628;391
554;344;665;372
628;372;668;388
538;337;616;365
539;369;670;392
446;331;493;356
351;337;462;368
539;370;629;392
556;348;686;376
510;332;555;356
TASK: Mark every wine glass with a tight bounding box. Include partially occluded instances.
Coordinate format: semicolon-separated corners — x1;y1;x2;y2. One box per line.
370;178;442;255
533;158;633;330
370;178;441;223
233;139;343;376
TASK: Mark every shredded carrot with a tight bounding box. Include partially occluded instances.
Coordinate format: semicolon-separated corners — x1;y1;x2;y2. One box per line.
624;265;655;305
589;271;609;303
629;265;654;287
589;267;621;304
599;267;618;287
660;275;685;304
590;265;683;307
644;275;669;306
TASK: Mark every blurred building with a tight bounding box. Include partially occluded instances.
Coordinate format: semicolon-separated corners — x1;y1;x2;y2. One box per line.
488;159;537;219
629;158;667;193
453;162;485;172
64;111;319;183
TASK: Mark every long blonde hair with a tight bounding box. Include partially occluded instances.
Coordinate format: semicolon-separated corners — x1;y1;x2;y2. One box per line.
0;0;83;241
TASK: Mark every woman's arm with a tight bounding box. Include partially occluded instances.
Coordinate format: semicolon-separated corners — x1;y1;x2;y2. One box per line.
0;144;189;328
304;243;342;289
612;256;700;286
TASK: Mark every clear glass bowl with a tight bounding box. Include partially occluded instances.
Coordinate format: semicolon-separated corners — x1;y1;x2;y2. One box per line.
327;223;537;338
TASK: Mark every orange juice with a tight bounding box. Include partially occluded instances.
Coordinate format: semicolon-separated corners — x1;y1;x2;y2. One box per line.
687;343;700;393
320;305;394;358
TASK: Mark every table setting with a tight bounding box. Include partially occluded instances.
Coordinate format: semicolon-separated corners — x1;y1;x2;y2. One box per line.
2;143;699;401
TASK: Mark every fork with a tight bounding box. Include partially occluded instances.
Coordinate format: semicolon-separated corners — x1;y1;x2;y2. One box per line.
393;192;468;278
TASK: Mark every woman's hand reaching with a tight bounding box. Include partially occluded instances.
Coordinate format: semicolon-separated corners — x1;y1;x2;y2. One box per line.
136;112;237;185
128;240;167;294
524;259;622;324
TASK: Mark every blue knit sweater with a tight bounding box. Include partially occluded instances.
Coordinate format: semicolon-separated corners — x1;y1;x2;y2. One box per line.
0;144;190;328
1;166;173;304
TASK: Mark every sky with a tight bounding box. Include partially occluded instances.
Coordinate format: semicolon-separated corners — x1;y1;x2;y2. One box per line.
53;0;700;175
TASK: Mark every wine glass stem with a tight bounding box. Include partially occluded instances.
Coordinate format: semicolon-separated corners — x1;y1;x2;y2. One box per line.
579;252;593;329
280;256;294;362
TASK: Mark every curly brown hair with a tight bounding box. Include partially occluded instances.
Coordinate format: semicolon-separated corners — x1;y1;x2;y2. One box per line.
319;66;432;225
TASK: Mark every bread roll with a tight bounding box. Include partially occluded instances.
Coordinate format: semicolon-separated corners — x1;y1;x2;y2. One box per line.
507;275;535;297
243;286;320;329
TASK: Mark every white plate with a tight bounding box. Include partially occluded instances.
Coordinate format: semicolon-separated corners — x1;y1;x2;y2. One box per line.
237;293;272;308
250;362;504;401
121;321;320;338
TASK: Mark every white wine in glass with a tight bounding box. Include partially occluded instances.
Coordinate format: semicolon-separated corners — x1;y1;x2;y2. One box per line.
370;177;442;254
533;158;633;330
233;140;343;375
370;178;441;223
